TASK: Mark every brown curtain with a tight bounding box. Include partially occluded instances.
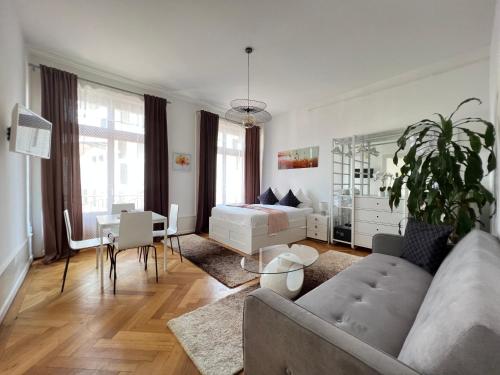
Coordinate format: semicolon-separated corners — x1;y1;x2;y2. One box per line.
40;65;82;263
195;110;219;233
245;126;261;204
144;95;169;224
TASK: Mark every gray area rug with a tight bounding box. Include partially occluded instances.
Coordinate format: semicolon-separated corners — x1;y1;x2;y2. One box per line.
168;250;361;375
176;234;259;288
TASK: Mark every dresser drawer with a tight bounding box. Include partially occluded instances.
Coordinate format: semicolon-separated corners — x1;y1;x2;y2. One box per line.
355;221;401;236
355;197;404;213
308;230;328;241
355;209;405;226
307;223;328;241
307;214;329;226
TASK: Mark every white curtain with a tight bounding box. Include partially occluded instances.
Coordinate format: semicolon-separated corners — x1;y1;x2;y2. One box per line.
77;81;145;239
216;119;245;205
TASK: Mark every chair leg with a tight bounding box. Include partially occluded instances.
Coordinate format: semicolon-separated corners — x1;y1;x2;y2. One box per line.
144;247;148;271
61;248;71;293
113;252;117;294
108;245;115;279
176;236;183;262
169;237;174;255
153;246;158;283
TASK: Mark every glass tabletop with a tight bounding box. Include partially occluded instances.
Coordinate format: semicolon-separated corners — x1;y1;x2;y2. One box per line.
241;244;319;275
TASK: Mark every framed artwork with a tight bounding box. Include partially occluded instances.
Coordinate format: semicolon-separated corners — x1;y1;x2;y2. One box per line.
278;146;319;170
173;152;192;171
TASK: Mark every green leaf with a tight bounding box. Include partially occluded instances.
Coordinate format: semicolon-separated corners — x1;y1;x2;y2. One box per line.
488;152;496;173
456;206;474;237
441;118;453;141
485;123;495;147
452;143;465;163
464;153;483;185
469;134;481;153
448;97;482;120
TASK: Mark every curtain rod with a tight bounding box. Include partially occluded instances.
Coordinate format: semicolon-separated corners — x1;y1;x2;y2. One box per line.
28;63;171;104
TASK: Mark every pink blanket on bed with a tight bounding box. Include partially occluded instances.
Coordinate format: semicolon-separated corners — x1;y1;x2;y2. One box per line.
232;204;289;234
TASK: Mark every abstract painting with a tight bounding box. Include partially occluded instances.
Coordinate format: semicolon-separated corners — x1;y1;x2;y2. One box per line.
173;152;192;171
278;146;319;169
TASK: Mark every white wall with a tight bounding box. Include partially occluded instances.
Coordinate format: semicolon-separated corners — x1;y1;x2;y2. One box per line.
0;0;30;322
263;57;491;211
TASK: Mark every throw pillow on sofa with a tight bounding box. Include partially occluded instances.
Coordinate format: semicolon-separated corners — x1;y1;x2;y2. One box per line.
401;218;453;274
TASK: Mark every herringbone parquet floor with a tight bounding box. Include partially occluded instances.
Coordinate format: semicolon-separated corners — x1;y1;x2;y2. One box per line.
0;238;367;374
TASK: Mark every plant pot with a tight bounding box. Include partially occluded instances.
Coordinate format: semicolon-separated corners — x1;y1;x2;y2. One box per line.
378;190;386;197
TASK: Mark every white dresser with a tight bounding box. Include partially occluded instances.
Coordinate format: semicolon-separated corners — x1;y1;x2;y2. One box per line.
307;214;329;242
353;196;406;249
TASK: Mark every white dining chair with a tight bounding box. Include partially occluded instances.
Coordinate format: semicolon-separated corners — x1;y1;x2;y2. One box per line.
62;209;110;293
111;203;135;214
152;204;183;262
106;203;136;260
108;211;158;294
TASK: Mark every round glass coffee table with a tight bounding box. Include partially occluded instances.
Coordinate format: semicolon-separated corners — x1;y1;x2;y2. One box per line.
241;244;319;299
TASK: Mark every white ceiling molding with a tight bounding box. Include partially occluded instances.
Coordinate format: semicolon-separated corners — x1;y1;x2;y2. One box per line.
308;46;490;112
28;46;228;114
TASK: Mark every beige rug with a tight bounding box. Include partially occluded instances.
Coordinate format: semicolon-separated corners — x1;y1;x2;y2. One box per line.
167;250;361;375
168;285;259;375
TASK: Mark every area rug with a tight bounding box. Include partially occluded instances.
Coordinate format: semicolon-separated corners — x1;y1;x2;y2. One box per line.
168;250;361;375
167;285;259;375
175;234;259;288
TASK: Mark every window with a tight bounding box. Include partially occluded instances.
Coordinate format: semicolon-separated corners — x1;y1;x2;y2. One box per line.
216;119;245;205
78;81;144;238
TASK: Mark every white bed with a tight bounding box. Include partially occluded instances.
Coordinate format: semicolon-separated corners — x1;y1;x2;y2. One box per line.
209;204;313;255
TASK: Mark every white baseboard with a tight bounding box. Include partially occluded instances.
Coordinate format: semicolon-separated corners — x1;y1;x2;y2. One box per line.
0;246;32;324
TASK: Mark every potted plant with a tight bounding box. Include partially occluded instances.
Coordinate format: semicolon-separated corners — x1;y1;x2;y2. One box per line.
389;98;496;241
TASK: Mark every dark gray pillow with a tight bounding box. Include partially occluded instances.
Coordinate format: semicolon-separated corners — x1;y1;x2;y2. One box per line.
258;187;278;205
401;219;453;274
279;189;301;207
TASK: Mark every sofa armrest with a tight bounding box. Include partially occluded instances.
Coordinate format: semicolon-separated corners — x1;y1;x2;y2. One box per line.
243;288;419;375
372;233;404;257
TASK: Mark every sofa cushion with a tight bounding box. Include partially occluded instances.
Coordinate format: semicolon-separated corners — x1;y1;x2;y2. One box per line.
296;253;432;357
398;230;500;374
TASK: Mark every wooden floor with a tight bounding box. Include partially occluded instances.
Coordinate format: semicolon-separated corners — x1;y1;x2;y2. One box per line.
0;237;368;375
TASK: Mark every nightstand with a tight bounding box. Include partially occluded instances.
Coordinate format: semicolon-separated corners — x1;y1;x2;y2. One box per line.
307;213;329;241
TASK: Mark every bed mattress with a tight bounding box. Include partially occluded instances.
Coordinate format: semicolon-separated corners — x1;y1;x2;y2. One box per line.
211;204;313;228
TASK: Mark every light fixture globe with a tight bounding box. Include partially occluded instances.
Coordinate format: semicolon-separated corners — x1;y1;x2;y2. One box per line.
225;47;272;128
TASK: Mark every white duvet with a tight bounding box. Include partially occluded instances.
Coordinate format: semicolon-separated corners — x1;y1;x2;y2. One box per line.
211;204;313;227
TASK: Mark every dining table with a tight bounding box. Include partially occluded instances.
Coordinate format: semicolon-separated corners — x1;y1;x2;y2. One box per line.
95;211;168;290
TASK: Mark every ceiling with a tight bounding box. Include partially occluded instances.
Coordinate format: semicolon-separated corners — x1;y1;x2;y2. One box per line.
16;0;496;114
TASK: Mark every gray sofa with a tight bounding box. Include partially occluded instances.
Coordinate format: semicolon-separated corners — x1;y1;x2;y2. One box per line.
243;229;500;375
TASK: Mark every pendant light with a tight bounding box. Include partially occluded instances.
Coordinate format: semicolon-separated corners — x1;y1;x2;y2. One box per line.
225;47;272;128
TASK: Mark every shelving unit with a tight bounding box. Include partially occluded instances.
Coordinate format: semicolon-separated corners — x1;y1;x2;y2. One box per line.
330;129;406;249
331;136;354;247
